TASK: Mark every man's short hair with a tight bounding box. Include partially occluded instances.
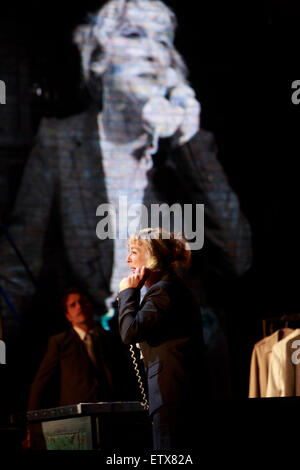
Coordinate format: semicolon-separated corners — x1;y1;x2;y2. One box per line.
61;286;92;314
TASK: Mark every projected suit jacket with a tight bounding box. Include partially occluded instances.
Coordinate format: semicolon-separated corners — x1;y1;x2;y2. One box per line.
0;106;252;333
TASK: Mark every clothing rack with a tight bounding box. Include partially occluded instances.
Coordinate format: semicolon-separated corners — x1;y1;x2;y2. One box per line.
262;314;300;338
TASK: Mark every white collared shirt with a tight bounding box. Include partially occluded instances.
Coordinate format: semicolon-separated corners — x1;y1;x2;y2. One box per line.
98;113;154;310
73;326;88;341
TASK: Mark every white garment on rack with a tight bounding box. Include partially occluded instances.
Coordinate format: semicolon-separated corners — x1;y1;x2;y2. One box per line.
266;328;300;397
248;328;293;398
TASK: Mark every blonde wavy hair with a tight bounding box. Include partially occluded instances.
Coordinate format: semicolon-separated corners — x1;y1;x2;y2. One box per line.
128;228;191;271
73;0;188;84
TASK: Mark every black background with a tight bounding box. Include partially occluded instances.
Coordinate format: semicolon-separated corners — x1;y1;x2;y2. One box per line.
1;0;300;437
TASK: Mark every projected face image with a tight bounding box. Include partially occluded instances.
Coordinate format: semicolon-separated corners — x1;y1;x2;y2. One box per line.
74;1;199;141
100;2;174;101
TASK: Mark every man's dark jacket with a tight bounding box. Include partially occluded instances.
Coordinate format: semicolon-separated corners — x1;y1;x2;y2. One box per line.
28;326;122;410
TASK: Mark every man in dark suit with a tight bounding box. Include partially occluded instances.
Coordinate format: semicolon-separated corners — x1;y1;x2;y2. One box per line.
28;287;131;410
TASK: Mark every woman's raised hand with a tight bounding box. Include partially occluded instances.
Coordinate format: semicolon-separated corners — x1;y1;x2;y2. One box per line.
119;266;149;291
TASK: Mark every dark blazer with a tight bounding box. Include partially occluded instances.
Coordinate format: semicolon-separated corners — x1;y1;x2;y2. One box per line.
118;272;205;416
0;107;252;331
28;326;122;411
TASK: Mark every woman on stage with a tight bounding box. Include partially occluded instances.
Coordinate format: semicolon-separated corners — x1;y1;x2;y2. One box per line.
118;228;207;450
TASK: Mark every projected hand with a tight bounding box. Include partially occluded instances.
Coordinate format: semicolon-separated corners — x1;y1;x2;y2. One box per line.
142;68;200;145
